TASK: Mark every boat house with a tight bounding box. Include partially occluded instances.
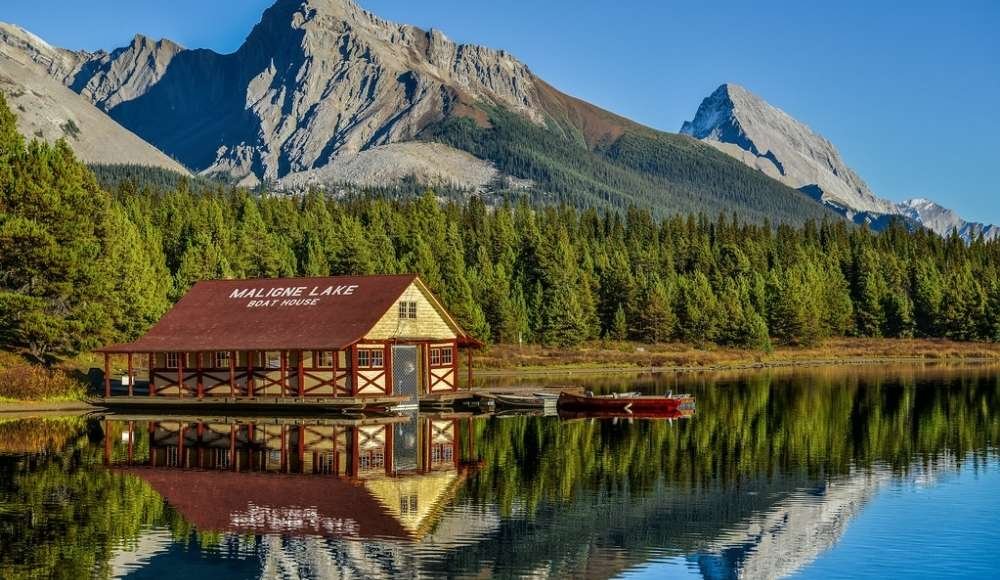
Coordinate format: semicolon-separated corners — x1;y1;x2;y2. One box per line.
98;275;480;406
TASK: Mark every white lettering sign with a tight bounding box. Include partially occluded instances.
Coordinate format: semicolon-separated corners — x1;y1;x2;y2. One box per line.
228;285;359;308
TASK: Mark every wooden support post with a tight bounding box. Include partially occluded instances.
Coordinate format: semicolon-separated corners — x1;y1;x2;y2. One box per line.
297;351;305;397
280;351;288;396
177;353;185;399
424;343;432;395
229;351;236;396
148;353;155;396
127;353;134;397
350;345;359;396
332;350;340;396
247;352;255;397
103;353;111;398
384;343;393;396
451;341;458;391
196;353;204;399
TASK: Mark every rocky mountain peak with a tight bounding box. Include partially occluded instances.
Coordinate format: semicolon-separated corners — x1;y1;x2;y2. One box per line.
896;198;999;241
682;83;998;241
127;33;183;53
681;83;896;216
0;21;85;79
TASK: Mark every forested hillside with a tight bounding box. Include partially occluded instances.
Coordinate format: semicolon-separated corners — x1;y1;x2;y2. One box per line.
422;107;837;225
2;95;999;362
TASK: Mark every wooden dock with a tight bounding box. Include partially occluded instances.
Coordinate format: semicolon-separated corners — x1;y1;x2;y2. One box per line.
92;395;410;412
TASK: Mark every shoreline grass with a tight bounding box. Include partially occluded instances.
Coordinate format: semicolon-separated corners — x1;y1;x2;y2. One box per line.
0;352;89;404
474;338;1000;373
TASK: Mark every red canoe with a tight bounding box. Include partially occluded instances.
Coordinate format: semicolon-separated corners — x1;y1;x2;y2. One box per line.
557;391;694;413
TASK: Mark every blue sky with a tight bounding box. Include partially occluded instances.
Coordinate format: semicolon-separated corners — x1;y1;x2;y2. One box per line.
3;0;998;223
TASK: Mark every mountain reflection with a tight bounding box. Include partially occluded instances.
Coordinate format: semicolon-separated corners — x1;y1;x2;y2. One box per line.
1;364;998;579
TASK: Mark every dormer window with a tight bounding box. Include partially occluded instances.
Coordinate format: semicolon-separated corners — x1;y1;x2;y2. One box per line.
399;301;417;319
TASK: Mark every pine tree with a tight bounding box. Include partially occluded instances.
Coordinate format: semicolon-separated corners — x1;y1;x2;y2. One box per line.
632;277;675;343
674;272;719;343
609;305;628;341
852;247;886;337
0;101;117;360
912;259;943;337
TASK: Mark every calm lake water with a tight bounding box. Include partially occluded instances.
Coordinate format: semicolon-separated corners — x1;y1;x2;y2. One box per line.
1;364;999;579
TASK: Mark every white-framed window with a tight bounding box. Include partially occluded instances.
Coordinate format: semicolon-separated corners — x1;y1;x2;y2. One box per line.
315;351;335;368
357;349;384;369
165;352;181;369
430;347;453;366
214;351;231;369
399;301;417;319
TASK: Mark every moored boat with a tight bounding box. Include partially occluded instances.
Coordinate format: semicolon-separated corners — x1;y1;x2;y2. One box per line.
492;393;546;409
557;391;693;413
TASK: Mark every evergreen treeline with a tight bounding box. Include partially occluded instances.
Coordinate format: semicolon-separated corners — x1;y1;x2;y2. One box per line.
3;94;1000;361
88;164;227;194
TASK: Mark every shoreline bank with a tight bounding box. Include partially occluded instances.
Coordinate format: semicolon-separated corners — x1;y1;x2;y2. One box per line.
472;355;998;378
471;338;1000;376
0;400;99;416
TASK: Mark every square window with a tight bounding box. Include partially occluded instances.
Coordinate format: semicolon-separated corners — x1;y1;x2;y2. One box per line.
316;351;334;368
214;352;230;369
399;301;417;319
165;352;180;369
358;349;384;368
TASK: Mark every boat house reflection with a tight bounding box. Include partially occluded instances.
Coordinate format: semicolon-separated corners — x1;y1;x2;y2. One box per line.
102;413;474;540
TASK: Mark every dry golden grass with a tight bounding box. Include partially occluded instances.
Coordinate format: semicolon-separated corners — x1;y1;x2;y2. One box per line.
0;352;87;402
475;338;1000;372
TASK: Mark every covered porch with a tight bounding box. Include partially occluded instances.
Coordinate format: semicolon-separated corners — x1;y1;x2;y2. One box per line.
98;339;477;402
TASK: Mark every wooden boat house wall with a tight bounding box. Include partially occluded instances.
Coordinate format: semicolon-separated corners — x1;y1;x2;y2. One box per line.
98;275;480;402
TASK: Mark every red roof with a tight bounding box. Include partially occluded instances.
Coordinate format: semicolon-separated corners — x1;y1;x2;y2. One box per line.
100;274;476;353
118;467;411;539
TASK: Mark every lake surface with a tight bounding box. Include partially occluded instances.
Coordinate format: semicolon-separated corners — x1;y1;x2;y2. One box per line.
1;364;999;579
